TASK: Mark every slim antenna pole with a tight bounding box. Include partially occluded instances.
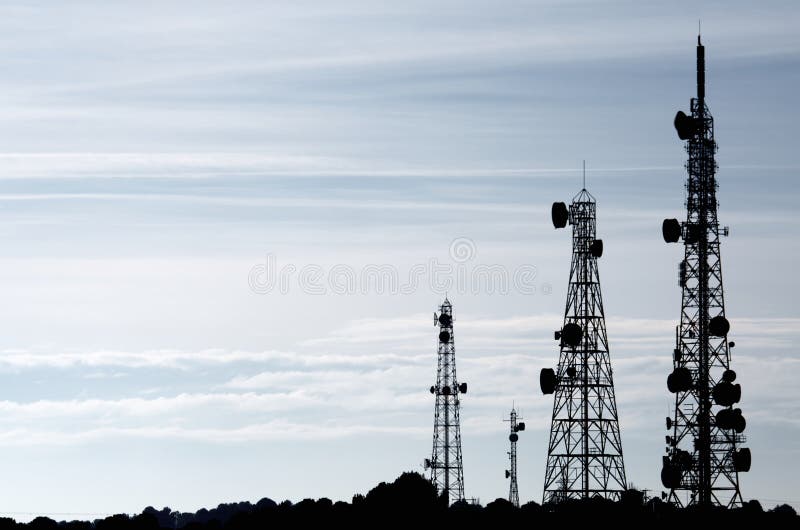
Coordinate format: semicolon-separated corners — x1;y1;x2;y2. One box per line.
582;160;586;189
505;406;524;507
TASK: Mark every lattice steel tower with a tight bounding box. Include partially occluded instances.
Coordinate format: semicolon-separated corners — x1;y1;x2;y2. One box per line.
539;182;626;503
504;407;525;507
425;298;467;504
660;36;750;508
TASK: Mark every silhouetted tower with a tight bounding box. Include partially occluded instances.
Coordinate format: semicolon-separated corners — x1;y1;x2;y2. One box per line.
660;36;750;508
504;407;525;507
539;181;626;503
426;298;466;504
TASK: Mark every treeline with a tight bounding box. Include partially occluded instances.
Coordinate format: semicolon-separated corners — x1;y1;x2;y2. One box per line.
3;472;798;530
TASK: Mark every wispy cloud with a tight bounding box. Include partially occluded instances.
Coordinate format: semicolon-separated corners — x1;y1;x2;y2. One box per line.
0;421;428;446
0;348;428;370
0;313;793;448
0;152;693;180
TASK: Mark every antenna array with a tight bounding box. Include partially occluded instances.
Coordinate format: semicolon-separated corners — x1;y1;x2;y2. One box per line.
660;36;750;508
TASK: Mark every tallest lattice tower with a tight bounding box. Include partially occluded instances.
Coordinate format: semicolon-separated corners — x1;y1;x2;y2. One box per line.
660;36;751;507
539;185;626;503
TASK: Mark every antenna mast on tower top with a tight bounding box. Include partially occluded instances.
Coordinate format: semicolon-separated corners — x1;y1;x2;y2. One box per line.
582;160;586;190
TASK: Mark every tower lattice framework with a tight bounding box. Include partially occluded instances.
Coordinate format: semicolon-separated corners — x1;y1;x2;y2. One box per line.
540;186;626;503
660;36;750;508
426;298;466;504
504;407;525;507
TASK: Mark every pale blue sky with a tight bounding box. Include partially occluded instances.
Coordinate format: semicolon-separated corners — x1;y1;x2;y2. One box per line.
0;0;796;519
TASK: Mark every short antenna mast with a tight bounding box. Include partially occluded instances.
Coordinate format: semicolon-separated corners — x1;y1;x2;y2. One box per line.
582;160;586;190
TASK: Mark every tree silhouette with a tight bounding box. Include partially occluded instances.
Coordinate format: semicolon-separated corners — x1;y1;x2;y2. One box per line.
3;472;796;529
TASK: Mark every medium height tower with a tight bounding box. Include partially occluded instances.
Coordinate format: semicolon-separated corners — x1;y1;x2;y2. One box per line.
426;298;467;504
660;36;750;507
540;183;626;503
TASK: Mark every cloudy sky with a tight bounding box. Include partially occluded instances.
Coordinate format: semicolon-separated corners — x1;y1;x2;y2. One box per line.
0;0;797;519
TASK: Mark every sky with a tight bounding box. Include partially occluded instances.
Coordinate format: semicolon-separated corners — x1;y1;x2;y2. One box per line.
0;0;797;520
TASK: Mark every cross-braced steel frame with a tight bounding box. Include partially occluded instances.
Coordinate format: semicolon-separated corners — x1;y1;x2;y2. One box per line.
662;36;746;509
429;298;465;504
543;189;627;503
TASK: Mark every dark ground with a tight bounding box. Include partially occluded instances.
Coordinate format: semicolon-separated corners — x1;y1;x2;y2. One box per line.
7;473;798;530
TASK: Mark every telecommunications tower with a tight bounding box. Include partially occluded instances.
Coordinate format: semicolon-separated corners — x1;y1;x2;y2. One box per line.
504;407;526;507
426;298;467;504
660;36;750;508
539;176;627;503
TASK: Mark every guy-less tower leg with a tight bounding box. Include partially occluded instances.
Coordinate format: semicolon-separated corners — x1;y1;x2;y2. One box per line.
539;185;626;503
660;36;750;508
504;407;525;507
426;298;467;504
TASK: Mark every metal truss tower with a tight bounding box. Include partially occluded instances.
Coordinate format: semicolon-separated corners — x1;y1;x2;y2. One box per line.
504;407;525;507
426;297;467;504
660;36;750;508
540;183;626;503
